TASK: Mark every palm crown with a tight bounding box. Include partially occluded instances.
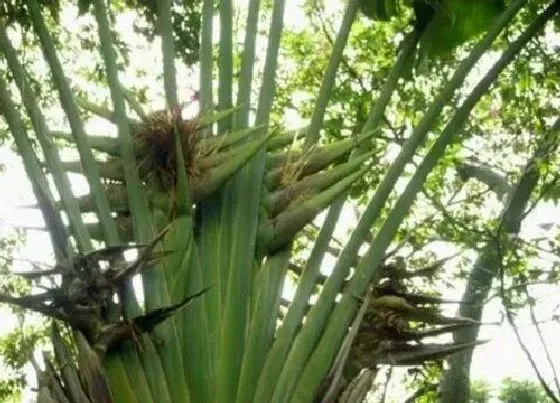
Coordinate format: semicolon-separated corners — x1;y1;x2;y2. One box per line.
0;0;558;402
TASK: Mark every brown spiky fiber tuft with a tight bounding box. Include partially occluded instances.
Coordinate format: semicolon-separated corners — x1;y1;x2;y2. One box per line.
135;108;201;189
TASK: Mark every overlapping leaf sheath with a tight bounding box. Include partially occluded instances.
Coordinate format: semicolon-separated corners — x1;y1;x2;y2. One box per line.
45;100;375;250
51;106;269;206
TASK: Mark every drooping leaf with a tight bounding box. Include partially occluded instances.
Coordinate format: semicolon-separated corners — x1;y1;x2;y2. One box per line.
418;0;506;63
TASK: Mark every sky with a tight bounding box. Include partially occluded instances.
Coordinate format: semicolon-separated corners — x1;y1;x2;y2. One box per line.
0;2;559;402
